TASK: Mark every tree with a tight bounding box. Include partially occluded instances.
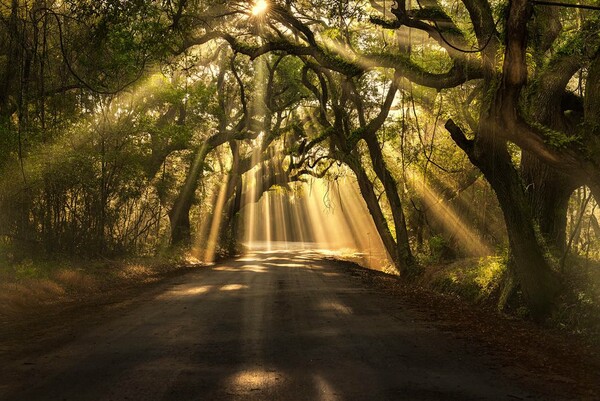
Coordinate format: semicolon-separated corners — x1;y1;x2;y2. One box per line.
178;0;600;316
292;65;417;273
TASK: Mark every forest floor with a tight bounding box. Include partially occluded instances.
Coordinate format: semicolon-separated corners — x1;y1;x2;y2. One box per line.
339;259;600;399
0;250;598;400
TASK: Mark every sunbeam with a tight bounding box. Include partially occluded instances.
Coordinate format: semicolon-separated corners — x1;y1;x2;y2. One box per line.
202;174;231;263
406;167;493;256
243;147;263;248
239;170;389;270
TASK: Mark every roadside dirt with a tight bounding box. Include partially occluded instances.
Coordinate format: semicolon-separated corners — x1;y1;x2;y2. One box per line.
0;263;200;361
336;259;600;400
0;251;598;400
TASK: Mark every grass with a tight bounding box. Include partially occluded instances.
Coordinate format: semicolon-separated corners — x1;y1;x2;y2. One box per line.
550;256;600;337
420;256;506;303
416;254;600;340
3;246;599;340
0;252;203;321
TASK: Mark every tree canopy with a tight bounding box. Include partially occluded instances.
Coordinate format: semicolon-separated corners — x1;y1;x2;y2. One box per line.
1;0;599;319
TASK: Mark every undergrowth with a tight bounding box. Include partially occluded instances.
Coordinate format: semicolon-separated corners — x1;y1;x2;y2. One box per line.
418;255;600;339
549;256;600;337
421;256;506;303
0;250;201;321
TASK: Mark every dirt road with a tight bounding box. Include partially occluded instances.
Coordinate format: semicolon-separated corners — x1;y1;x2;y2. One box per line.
1;250;548;400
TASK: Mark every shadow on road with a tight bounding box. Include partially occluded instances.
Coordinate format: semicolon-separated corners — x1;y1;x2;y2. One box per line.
3;249;542;401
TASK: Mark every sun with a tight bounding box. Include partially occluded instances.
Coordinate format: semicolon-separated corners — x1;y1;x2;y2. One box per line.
251;0;268;15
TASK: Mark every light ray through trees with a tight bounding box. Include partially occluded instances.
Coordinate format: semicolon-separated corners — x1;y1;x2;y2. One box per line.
243;142;264;249
406;167;493;256
240;171;389;270
202;174;231;263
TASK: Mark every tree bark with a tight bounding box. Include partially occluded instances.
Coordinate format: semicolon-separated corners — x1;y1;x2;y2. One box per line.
168;126;244;245
447;120;561;318
363;134;415;271
219;141;243;255
169;144;210;245
521;152;576;252
344;154;407;274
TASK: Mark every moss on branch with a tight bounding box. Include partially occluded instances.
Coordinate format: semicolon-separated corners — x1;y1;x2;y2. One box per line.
530;121;582;149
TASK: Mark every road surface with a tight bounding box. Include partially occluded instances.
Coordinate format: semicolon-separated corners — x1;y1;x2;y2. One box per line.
2;250;543;400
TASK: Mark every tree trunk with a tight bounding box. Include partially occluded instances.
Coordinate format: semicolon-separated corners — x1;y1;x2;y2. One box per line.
169;144;210;246
219;141;243;255
0;0;20;115
169;203;192;246
446;0;561;318
521;152;576;252
345;154;407;275
169;127;245;246
363;135;415;271
591;184;600;207
473;139;560;318
447;120;561;318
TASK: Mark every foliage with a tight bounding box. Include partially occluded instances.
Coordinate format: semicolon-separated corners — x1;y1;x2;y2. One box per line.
531;121;582;149
0;0;599;326
426;256;507;303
